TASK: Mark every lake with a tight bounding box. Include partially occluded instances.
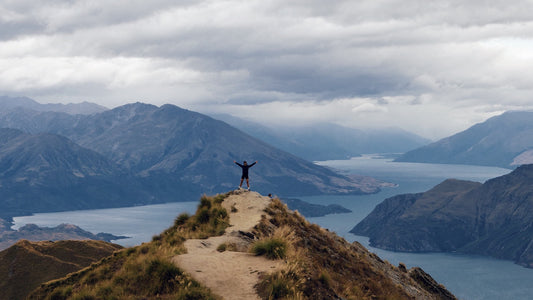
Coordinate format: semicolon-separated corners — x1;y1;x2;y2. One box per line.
13;156;533;300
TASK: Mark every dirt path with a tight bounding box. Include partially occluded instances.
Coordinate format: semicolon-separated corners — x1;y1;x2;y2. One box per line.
172;191;282;300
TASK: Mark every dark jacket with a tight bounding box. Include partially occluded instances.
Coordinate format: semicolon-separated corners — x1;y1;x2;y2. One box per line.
235;162;256;178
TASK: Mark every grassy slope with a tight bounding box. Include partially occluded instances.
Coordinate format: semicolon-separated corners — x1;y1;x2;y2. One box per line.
29;193;455;300
0;240;122;300
253;199;456;300
28;193;230;299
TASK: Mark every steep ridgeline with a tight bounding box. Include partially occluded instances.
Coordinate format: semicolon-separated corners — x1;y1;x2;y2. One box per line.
0;239;122;300
29;191;455;299
0;128;151;216
395;111;533;168
0;102;385;203
352;164;533;268
213;113;430;161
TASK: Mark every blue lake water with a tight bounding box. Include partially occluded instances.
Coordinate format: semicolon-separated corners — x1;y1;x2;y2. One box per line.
13;202;199;247
12;156;533;299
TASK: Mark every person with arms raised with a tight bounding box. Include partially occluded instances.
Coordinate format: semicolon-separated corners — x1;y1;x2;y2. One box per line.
233;160;257;190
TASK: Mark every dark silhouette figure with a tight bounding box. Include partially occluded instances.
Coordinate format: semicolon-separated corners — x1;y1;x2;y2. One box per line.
234;160;257;190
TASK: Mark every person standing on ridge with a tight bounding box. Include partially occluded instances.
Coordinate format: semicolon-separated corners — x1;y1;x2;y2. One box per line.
234;160;257;190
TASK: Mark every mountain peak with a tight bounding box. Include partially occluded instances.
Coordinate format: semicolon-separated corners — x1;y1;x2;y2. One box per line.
395;110;533;168
30;191;456;299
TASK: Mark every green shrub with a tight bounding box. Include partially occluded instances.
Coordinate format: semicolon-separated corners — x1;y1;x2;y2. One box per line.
48;287;71;300
319;270;332;288
177;287;217;300
196;207;211;224
251;238;287;259
269;277;291;299
175;213;190;226
72;293;96;300
217;243;227;252
257;272;294;299
213;194;226;204
199;196;212;209
126;247;136;256
146;259;183;294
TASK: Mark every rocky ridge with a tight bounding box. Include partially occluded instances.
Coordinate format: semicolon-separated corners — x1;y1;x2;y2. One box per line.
30;191;456;299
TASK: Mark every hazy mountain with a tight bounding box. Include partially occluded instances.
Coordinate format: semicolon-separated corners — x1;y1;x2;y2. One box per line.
0;128;152;216
53;103;380;197
29;192;455;299
0;95;108;115
0;103;385;220
0;239;121;300
212;114;430;161
395;111;533;168
352;164;533;268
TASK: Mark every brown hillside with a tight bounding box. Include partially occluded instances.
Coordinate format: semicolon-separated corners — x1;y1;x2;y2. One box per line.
29;191;456;300
0;239;122;300
253;197;455;299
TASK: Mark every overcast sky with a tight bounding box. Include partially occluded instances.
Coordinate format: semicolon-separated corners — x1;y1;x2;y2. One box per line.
1;0;533;139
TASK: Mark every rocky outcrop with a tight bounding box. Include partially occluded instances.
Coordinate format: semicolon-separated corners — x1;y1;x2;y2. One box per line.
352;164;533;267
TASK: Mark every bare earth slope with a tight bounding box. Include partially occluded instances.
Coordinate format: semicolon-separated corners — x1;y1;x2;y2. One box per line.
173;191;282;300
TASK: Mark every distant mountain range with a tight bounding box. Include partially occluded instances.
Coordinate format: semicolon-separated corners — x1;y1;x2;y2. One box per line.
0;95;108;115
213;114;430;161
395;111;533;168
0;97;386;218
351;164;533;268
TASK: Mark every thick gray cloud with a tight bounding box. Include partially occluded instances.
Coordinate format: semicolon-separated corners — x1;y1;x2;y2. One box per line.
1;0;533;139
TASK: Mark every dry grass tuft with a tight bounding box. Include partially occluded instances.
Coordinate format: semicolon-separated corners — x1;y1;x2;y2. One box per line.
251;238;287;259
216;242;238;253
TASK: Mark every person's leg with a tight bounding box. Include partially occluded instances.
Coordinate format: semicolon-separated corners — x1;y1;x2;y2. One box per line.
246;178;250;188
239;178;244;188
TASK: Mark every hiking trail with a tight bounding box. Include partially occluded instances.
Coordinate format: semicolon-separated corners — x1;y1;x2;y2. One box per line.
172;191;282;300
